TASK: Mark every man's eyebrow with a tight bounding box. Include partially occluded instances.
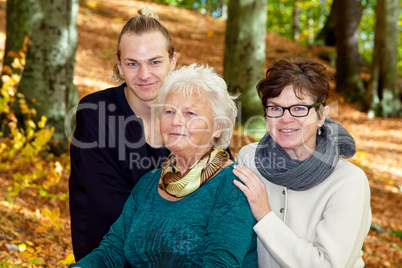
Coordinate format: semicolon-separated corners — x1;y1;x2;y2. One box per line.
148;56;164;61
123;57;137;62
123;56;164;62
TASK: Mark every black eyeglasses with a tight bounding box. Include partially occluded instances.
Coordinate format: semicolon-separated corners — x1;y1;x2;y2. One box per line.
263;102;323;118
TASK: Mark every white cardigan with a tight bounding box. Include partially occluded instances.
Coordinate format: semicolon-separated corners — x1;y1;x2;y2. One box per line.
237;143;372;268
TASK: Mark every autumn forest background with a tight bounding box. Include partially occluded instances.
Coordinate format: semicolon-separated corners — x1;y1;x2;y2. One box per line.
0;0;401;267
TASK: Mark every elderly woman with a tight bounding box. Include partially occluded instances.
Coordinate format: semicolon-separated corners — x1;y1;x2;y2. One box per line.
233;58;371;267
69;64;257;268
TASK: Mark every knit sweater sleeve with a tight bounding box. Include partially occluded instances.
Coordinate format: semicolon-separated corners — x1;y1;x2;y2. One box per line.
203;170;257;267
253;161;371;268
68;171;157;268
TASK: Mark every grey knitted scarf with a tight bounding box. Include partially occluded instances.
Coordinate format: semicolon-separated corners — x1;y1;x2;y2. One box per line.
254;118;356;191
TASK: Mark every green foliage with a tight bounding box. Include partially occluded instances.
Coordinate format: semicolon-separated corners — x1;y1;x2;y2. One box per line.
391;229;402;238
0;257;23;268
359;1;376;65
359;0;402;74
153;0;227;17
267;0;333;43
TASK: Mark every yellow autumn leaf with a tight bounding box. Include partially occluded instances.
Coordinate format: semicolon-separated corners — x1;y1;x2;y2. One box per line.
87;1;97;8
26;119;36;129
42;208;51;218
20;251;32;258
13;142;22;150
26;130;35;141
37;121;45;129
11;58;22;69
35;246;42;253
18;243;27;252
51;208;61;224
61;254;76;265
7;86;16;96
55;161;63;174
1;74;11;83
11;73;20;82
55;220;63;231
30;108;37;117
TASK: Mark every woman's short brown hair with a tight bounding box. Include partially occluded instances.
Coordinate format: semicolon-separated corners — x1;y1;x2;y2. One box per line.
257;58;333;107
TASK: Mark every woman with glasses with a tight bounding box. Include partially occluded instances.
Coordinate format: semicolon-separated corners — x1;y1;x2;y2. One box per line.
233;58;371;267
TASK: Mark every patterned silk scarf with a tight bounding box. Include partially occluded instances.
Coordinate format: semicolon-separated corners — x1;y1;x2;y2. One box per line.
159;148;229;197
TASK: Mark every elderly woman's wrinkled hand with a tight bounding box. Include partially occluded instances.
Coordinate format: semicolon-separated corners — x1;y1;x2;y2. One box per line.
233;165;272;221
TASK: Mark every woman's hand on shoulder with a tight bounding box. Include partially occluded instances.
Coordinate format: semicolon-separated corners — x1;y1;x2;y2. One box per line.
233;165;271;221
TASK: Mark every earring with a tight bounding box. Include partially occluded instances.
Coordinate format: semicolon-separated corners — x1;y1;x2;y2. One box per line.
317;127;322;136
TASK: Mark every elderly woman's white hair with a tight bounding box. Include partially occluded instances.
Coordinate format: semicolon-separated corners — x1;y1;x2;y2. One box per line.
157;64;239;149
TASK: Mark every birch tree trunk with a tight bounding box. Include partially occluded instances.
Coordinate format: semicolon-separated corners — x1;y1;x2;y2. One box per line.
292;0;301;41
223;0;267;138
8;0;79;145
367;0;401;118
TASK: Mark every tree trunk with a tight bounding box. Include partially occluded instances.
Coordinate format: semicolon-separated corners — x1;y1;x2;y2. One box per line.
316;0;337;46
367;0;401;118
292;0;300;41
335;0;365;100
223;0;267;138
1;0;35;79
12;0;79;144
307;9;314;45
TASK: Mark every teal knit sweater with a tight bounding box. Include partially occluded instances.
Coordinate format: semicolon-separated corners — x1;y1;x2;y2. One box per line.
70;164;257;267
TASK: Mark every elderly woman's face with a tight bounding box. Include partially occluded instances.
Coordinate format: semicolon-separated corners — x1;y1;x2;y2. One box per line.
265;85;326;160
160;89;221;159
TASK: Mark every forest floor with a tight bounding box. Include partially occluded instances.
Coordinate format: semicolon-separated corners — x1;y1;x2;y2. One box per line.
0;0;401;267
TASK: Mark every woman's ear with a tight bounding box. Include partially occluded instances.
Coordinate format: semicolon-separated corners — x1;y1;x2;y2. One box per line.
318;105;330;127
213;123;223;139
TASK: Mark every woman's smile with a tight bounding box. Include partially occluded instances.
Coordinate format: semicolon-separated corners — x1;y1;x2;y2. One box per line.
278;128;299;134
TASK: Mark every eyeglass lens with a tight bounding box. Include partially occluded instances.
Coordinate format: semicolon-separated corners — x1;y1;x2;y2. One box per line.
266;105;309;117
